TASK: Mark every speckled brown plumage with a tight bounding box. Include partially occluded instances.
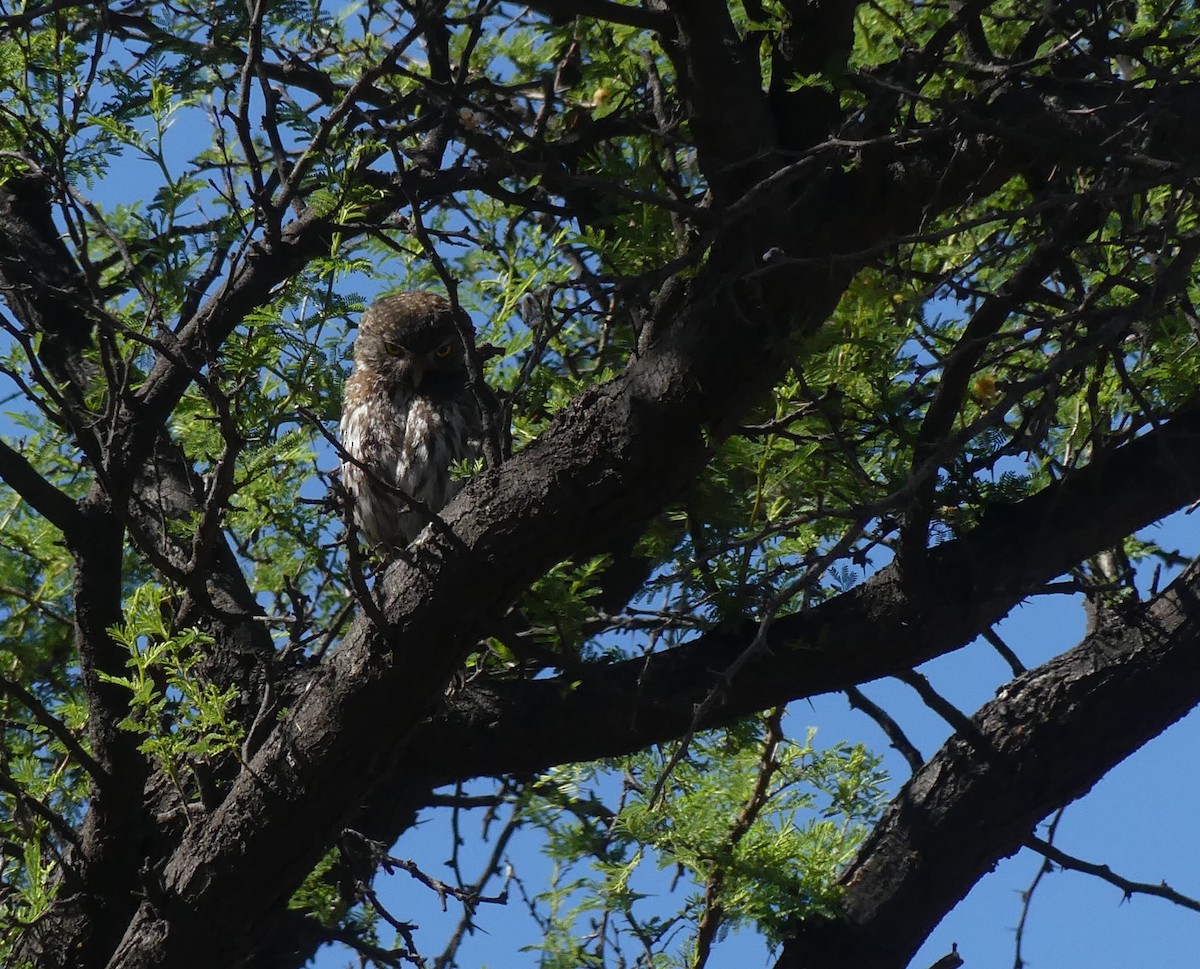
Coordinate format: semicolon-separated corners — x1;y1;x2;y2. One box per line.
339;292;482;549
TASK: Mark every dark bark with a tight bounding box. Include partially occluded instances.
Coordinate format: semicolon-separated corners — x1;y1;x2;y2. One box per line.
0;437;81;533
67;494;150;969
661;0;782;200
401;396;1200;784
776;560;1200;969
0;176;98;394
522;0;672;32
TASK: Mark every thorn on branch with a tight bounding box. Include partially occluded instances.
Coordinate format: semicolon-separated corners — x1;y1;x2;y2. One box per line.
384;855;509;913
1024;833;1200;914
927;942;963;969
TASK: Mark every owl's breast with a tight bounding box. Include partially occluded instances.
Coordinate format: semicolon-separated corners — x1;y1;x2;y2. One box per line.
393;393;478;510
339;377;480;548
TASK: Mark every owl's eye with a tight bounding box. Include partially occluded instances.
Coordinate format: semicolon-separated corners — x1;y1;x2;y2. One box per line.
434;342;453;359
383;340;406;357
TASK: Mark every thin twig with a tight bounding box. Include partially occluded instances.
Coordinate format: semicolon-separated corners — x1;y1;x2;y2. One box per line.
895;669;978;737
693;708;784;969
0;674;104;781
983;627;1026;676
1025;833;1200;913
1013;809;1065;969
846;685;924;773
0;770;80;847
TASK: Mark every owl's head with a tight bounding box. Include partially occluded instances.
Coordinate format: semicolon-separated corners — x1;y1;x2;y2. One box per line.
353;291;475;390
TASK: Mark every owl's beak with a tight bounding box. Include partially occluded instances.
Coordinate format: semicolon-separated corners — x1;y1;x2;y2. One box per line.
408;357;426;389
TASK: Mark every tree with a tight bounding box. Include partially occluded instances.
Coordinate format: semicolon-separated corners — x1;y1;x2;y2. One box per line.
1;0;1199;967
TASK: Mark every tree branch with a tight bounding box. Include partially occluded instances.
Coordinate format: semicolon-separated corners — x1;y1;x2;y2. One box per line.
659;0;781;202
775;558;1200;969
522;0;673;33
0;673;104;781
1024;834;1200;914
845;686;923;774
0;437;82;535
67;493;152;965
402;397;1200;786
0;175;97;397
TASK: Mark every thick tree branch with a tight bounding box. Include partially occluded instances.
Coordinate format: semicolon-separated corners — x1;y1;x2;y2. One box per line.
768;0;859;151
291;390;1200;963
397;395;1200;783
0;437;82;534
0;175;97;396
67;493;151;969
660;0;781;201
775;557;1200;969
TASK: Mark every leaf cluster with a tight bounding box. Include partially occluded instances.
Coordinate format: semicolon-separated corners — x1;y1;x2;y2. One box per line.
516;720;887;967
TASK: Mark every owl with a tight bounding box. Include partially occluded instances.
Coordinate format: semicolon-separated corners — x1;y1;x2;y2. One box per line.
339;292;483;550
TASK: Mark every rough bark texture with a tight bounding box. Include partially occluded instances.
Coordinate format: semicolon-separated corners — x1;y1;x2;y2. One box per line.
406;398;1200;784
1;4;1199;969
777;561;1200;968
